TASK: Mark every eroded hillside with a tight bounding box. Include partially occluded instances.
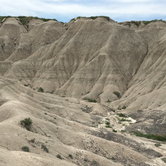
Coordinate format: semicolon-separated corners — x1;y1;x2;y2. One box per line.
0;16;166;166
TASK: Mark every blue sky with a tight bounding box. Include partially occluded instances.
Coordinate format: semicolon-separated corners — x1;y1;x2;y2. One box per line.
1;0;166;22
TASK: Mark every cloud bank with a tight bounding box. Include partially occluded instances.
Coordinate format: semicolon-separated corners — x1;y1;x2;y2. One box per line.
0;0;166;22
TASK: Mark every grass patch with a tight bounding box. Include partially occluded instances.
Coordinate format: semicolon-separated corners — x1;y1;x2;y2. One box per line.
133;132;166;142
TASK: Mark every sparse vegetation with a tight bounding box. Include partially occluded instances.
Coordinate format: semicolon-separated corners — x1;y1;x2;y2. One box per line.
22;146;29;152
133;132;166;141
121;130;126;133
83;98;97;103
143;19;166;26
38;87;44;92
71;16;110;21
0;16;11;22
81;105;92;113
41;144;49;153
20;118;32;131
113;91;121;98
18;16;57;26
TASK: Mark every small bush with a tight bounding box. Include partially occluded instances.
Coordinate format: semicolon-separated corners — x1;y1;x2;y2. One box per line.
41;144;49;153
68;154;73;159
20;118;32;131
113;129;117;132
22;146;29;152
57;154;62;159
113;91;121;98
38;87;44;92
121;130;126;133
105;125;112;128
107;99;111;102
30;138;35;143
105;121;110;125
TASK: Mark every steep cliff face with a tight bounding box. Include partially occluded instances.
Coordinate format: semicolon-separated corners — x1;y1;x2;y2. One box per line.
1;17;166;113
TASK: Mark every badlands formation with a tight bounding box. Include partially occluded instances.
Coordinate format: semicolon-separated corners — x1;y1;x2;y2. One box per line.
0;16;166;165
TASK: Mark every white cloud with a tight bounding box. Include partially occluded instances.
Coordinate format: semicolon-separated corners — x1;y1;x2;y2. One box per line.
0;0;166;21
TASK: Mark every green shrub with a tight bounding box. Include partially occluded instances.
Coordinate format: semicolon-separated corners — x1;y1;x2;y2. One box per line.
113;129;117;132
38;87;44;92
121;130;126;133
20;118;32;131
22;146;29;152
113;91;121;98
105;121;110;125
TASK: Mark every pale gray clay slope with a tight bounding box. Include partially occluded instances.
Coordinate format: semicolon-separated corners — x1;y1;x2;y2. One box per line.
0;17;166;166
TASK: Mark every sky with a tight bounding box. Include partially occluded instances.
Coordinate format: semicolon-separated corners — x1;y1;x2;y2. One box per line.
0;0;166;23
